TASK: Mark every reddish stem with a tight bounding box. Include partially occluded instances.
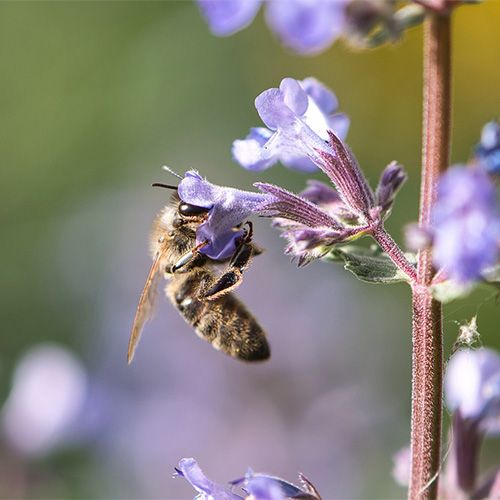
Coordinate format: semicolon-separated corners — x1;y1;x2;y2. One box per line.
408;11;452;500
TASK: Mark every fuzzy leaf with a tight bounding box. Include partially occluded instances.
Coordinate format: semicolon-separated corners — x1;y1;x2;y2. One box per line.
325;245;413;284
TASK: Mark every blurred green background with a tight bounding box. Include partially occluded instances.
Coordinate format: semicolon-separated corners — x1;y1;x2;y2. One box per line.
1;2;500;499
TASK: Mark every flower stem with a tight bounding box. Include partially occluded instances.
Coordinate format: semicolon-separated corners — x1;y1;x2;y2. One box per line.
371;224;417;282
409;11;452;500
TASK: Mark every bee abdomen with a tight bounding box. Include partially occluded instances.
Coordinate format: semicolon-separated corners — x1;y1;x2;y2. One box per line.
166;274;270;362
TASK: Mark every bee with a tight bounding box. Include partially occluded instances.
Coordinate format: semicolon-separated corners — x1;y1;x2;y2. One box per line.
127;183;270;363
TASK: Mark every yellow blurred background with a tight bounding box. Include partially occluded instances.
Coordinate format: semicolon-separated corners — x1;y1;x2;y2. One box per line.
1;2;500;498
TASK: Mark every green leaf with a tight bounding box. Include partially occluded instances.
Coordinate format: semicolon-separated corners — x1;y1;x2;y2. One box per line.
324;245;413;284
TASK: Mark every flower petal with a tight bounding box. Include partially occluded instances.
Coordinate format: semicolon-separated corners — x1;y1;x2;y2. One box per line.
175;458;244;499
232;127;276;172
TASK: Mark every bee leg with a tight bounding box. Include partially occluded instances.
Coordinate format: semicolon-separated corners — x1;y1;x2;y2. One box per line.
171;240;209;273
199;224;254;300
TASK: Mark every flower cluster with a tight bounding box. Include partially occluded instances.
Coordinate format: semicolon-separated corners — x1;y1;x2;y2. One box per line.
432;165;500;284
176;78;408;270
174;458;321;500
196;0;424;54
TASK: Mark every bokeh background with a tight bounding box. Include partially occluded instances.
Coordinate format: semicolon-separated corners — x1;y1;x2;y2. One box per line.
1;2;500;499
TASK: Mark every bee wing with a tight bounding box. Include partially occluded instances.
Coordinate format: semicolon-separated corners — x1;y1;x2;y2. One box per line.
127;240;167;363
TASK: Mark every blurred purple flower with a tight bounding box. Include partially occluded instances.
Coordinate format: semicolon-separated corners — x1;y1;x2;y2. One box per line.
1;343;88;458
265;0;347;55
177;170;273;260
197;0;348;55
174;458;244;499
432;165;500;284
233;77;349;173
475;120;500;175
444;348;500;496
196;0;262;36
445;348;500;427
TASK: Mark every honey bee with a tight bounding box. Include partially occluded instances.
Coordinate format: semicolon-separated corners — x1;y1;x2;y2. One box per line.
127;183;270;363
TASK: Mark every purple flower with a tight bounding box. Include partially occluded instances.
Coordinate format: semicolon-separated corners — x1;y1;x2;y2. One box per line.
177;170;273;260
474;120;500;175
265;0;347;55
174;459;320;500
174;458;244;499
232;77;349;173
432;165;500;284
231;470;320;499
195;0;262;36
197;0;348;55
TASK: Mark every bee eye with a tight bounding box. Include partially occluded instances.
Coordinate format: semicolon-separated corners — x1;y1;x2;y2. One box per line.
178;202;210;216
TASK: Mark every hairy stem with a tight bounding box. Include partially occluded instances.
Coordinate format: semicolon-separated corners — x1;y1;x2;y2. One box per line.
371;224;417;282
409;11;452;500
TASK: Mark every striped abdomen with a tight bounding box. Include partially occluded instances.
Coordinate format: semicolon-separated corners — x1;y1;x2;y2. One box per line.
166;270;269;362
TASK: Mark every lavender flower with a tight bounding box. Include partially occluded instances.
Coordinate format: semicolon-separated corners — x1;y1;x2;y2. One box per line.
174;458;244;499
233;77;349;173
197;0;348;55
432;165;500;284
475;120;500;175
177;170;273;260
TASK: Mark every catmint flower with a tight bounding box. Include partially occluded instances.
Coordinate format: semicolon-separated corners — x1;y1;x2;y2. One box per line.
174;458;244;499
177;170;273;260
197;0;348;55
432;165;500;284
233;77;349;173
474;120;500;175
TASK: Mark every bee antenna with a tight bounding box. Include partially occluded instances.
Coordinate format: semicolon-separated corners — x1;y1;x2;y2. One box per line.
162;165;183;180
151;183;178;190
